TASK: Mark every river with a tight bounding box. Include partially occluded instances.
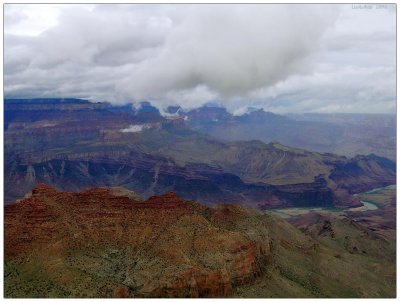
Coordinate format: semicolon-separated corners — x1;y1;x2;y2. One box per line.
362;201;378;210
266;185;393;218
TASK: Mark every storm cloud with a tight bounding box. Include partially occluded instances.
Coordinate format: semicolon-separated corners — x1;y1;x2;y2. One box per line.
4;4;396;113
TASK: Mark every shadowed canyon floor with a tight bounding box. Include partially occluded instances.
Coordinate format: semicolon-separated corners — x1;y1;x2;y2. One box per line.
4;184;395;298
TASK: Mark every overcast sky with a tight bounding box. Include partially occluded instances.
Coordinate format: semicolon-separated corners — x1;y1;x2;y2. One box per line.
4;4;396;114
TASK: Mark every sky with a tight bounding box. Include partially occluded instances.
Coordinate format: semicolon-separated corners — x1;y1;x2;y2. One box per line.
4;4;396;114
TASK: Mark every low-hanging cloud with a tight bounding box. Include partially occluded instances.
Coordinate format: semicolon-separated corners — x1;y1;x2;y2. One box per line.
4;4;396;113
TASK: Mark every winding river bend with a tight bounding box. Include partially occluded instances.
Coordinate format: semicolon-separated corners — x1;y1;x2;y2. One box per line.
360;201;378;210
266;185;394;218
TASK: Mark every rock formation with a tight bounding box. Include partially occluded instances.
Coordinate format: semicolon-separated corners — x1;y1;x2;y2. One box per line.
5;184;270;298
5;184;395;298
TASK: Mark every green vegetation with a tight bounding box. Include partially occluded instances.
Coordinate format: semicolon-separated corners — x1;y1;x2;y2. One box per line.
4;261;70;298
235;213;395;298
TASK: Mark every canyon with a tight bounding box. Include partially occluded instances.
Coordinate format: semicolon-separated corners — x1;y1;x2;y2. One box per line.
4;99;396;210
4;99;396;298
4;184;395;298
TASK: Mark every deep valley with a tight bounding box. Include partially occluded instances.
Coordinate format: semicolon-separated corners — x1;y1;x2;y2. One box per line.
3;98;396;298
4;99;396;210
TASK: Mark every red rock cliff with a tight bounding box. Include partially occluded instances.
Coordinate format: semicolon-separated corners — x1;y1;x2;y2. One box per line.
5;184;271;298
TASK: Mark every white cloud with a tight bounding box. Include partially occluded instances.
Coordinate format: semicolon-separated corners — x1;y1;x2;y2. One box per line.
120;124;146;133
251;64;396;114
4;4;94;36
4;4;396;113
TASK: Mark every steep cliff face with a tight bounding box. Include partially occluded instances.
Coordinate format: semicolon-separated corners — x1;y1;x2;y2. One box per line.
5;156;345;208
5;185;395;298
5;99;396;209
5;139;394;209
328;154;396;193
5;184;271;298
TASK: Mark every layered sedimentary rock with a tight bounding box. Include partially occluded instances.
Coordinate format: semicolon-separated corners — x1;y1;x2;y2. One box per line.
5;184;396;298
5;98;396;209
5;184;270;298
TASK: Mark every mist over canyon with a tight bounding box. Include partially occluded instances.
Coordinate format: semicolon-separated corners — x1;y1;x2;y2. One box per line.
4;98;395;208
4;3;396;298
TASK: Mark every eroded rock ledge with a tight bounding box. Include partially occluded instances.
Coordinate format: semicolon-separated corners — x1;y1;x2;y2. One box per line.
5;184;271;298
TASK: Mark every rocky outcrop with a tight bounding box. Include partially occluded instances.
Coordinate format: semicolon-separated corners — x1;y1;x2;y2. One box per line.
4;157;340;208
6;150;392;208
328;154;396;194
5;184;396;298
5;184;271;298
287;211;395;262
